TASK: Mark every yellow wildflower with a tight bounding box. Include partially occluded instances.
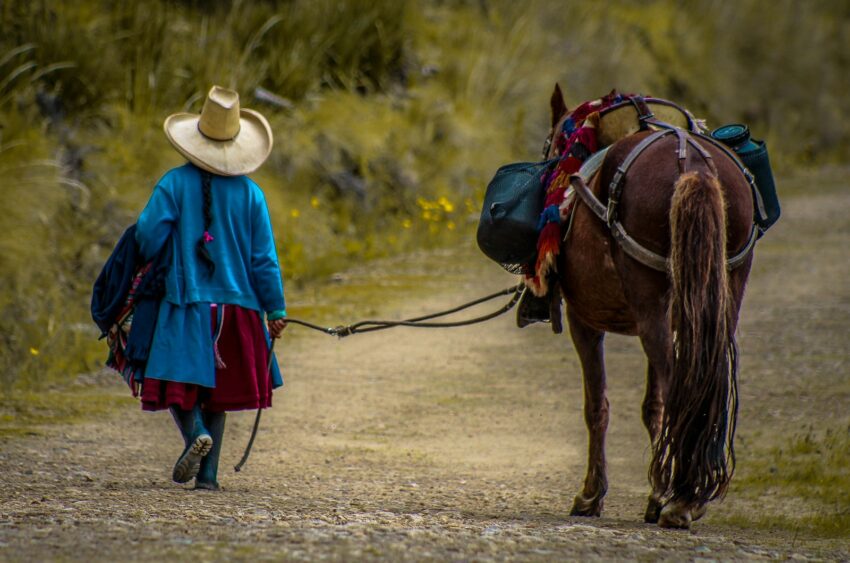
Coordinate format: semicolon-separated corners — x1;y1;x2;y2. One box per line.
29;348;39;356
310;197;320;209
290;209;301;218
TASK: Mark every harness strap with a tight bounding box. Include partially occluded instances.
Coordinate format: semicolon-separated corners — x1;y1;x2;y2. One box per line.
611;221;669;271
569;128;760;272
571;172;608;223
728;224;759;269
675;128;688;173
607;129;672;225
629;95;655;126
694;133;768;226
687;135;718;176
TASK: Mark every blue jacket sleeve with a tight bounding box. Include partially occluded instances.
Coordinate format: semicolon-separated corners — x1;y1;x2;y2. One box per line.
251;191;286;313
136;183;180;261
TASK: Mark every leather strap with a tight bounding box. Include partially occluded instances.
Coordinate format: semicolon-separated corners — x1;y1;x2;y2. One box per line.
569;129;759;272
570;174;608;222
611;221;669;271
686;135;718;176
599;97;701;134
675;128;688;173
693;132;768;224
728;224;759;269
629;95;655;127
607;129;672;225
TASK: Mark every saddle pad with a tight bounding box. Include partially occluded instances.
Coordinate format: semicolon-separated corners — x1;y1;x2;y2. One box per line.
577;146;611;183
597;100;694;147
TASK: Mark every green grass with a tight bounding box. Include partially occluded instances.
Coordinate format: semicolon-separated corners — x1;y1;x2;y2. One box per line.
717;425;850;538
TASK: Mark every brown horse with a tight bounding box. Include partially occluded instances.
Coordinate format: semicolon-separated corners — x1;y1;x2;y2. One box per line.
545;85;755;528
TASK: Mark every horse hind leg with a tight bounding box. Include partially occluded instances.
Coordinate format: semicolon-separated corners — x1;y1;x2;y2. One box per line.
639;330;710;528
642;364;666;523
637;323;672;524
566;309;609;517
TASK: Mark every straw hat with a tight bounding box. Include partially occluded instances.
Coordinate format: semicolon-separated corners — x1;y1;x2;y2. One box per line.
164;86;273;176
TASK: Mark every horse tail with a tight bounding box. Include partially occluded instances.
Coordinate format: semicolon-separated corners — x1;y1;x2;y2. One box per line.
651;170;739;509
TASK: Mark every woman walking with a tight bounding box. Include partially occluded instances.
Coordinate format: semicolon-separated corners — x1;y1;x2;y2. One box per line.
136;85;287;490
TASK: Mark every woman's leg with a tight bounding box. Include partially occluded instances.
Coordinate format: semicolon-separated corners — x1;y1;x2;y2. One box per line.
195;411;226;490
169;404;212;483
193;305;271;490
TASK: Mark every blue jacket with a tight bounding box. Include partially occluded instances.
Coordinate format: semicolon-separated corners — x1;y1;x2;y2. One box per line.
136;163;285;315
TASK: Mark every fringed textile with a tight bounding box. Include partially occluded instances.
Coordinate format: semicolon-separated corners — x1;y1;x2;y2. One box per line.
106;263;153;396
524;91;628;295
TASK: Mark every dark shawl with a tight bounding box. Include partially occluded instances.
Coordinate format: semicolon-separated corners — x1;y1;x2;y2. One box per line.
91;224;171;372
91;225;139;337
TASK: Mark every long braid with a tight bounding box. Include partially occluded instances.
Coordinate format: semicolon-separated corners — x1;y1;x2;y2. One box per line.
196;171;216;275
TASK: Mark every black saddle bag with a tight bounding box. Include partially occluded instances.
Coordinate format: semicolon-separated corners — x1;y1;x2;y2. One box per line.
477;159;556;268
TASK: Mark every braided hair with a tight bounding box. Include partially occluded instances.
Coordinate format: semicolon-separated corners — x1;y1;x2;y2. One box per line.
196;171;216;275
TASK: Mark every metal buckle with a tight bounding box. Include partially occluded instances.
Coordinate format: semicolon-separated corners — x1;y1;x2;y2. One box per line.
541;136;552;158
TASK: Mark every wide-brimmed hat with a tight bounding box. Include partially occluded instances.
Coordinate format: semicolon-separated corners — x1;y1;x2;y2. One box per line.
164;85;273;176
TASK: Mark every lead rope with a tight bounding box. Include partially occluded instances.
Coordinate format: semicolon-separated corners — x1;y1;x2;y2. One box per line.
285;284;522;337
233;338;275;473
234;284;523;471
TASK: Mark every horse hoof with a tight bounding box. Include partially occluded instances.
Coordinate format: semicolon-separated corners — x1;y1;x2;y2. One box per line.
658;501;692;529
570;494;603;517
691;504;707;522
644;495;663;523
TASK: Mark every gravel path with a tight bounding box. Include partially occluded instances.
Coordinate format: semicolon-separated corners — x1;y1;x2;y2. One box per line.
1;188;848;561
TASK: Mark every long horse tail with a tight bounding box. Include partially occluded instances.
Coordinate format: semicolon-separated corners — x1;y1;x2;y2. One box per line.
651;170;739;510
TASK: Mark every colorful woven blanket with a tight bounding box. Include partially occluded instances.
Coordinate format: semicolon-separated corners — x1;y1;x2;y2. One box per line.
524;91;629;296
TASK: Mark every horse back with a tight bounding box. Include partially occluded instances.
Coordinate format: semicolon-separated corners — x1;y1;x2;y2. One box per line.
560;131;754;334
615;132;755;261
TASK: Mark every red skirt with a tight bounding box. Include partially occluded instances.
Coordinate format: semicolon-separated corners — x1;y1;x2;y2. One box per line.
141;305;273;412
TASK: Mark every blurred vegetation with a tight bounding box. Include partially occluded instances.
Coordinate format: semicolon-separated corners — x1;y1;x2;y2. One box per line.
0;0;847;396
718;424;850;538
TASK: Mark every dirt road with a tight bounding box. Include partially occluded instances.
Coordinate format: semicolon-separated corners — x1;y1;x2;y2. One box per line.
1;184;848;561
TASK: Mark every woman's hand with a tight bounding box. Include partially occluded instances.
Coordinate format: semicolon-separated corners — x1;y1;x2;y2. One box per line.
268;318;287;339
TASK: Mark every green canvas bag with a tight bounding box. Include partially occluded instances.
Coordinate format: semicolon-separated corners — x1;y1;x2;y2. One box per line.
477;159;557;269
